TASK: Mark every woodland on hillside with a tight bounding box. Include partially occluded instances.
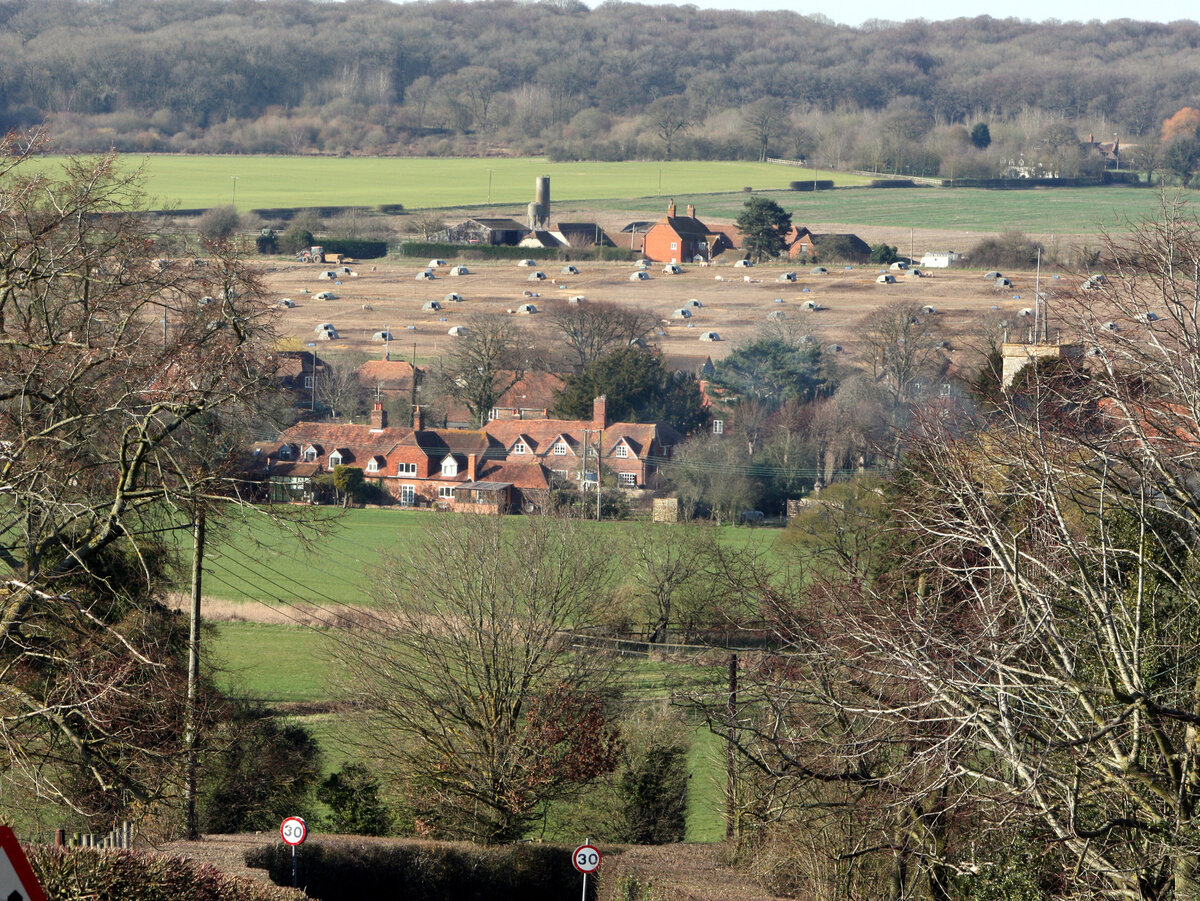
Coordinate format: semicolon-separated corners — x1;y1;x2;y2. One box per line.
3;0;1200;178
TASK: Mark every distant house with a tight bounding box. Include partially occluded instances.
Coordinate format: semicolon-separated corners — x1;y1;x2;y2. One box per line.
247;396;682;510
356;354;420;396
788;230;870;262
642;201;734;263
441;218;528;246
274;350;330;407
519;222;614;250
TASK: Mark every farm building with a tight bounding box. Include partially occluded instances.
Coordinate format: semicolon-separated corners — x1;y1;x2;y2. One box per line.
876;274;896;284
448;326;469;336
422;301;442;311
790;231;871;262
671;309;692;319
662;263;683;274
699;331;721;342
642;200;734;263
440;218;528;247
920;251;961;268
443;292;463;302
630;271;650;281
516;303;538;314
449;266;470;276
415;270;434;280
372;330;394;341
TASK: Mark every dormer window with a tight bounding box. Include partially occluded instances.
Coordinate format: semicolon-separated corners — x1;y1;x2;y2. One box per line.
513;441;529;454
328;451;343;470
614;444;629;458
441;455;459;477
303;446;318;462
279;445;293;460
366;458;380;474
553;441;567;456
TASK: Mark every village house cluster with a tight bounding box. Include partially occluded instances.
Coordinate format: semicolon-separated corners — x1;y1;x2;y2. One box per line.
248;396;682;513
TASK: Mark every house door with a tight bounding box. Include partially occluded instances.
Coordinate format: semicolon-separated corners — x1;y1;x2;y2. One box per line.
399;484;415;506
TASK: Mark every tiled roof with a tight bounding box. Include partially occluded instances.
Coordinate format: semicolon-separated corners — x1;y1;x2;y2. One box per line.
476;460;552;490
357;359;418;391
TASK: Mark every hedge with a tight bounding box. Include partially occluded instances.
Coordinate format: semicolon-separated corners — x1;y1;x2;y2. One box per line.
321;239;389;259
788;180;835;191
397;242;632;262
246;839;602;901
28;845;305;901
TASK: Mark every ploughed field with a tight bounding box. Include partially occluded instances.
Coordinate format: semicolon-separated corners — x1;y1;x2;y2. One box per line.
260;255;1094;371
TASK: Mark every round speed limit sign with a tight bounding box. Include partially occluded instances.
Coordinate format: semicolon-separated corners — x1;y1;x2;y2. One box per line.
573;844;602;874
280;816;307;846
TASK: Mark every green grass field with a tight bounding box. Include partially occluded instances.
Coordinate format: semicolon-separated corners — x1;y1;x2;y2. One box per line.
27;155;868;211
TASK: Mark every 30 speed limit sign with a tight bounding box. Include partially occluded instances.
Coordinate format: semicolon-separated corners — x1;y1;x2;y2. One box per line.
280;816;307;846
573;844;602;874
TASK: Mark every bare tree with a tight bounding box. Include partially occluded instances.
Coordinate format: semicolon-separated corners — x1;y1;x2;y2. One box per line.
743;99;785;163
0;134;294;818
857;301;947;403
547;300;657;371
316;359;369;421
433;312;531;427
337;513;620;843
646;94;694;160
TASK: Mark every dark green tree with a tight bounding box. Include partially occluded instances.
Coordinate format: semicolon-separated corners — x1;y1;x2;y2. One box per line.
970;122;991;149
1162;137;1200;186
709;338;832;407
618;743;689;844
553;346;706;434
735;197;792;262
869;242;899;264
317;764;392;836
332;464;365;507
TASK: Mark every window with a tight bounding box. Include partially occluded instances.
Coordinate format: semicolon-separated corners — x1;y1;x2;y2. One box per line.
438;486;455;499
713;420;724;435
303;376;314;389
328;451;342;470
304;447;318;462
553;442;567;456
399;484;415;506
512;441;529;454
553;469;568;481
366;458;380;474
618;472;637;488
397;462;416;475
614;445;629;458
441;456;459;477
670;242;678;251
278;445;293;460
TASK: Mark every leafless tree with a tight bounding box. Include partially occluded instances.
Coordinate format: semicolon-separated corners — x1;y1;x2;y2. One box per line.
432;312;532;427
547;300;657;371
0;134;297;818
857;301;947;404
646;94;694;160
692;204;1200;900
743;99;785;163
336;513;620;843
316;359;368;421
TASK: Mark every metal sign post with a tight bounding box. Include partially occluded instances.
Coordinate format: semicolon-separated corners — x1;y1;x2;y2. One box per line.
280;816;307;888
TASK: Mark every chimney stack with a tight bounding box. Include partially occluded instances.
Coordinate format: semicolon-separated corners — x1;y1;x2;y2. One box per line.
413;405;425;430
686;203;695;219
370;402;387;431
593;395;608;430
468;453;478;482
667;199;676;217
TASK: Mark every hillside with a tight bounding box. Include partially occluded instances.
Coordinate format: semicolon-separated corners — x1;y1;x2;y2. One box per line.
4;0;1198;176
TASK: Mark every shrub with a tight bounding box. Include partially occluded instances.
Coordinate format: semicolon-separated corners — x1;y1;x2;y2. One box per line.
278;224;315;255
245;839;596;901
322;238;388;259
869;242;899;264
968;230;1046;269
317;764;392;836
30;845;304;901
196;205;241;239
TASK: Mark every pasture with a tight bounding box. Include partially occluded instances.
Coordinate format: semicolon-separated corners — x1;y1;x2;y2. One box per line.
26;156;866;210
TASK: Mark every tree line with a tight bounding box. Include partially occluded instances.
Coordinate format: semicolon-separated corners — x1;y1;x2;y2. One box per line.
4;0;1200;176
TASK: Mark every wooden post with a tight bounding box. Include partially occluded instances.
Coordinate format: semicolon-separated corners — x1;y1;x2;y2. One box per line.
185;512;206;840
726;652;738;840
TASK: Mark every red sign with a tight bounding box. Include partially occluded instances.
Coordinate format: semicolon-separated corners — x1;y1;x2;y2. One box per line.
280;817;307;846
0;826;48;901
572;844;601;874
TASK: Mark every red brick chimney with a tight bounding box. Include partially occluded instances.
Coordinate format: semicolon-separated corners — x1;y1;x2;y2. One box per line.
667;199;676;217
370;402;387;431
468;453;477;482
593;395;608;430
413;405;425;430
686;203;695;219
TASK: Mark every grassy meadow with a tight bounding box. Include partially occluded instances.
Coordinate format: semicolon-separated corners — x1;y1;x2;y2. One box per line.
26;155;868;211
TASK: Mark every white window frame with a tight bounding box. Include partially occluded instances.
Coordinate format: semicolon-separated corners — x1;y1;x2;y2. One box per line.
438;486;455;499
304;446;318;462
553;442;567;456
513;441;529;454
618;472;637;487
399;484;415;506
303;376;314;389
441;456;459;477
397;462;416;475
670;241;678;251
713;420;724;435
614;445;629;458
366;459;380;474
328;452;342;470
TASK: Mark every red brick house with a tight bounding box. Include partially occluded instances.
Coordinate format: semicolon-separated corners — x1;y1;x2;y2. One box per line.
642;201;734;263
249;396;681;510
